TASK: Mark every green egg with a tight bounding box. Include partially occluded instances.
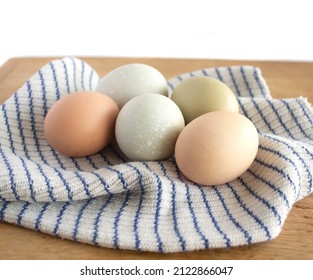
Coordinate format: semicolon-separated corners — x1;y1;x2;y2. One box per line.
171;76;239;124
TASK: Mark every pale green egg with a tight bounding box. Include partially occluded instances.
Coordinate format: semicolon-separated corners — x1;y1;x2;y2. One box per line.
96;63;168;109
171;76;239;124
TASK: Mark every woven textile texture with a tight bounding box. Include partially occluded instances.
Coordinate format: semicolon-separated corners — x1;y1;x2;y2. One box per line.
0;57;312;253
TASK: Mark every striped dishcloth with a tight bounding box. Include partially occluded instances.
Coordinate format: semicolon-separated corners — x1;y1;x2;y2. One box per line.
0;57;312;253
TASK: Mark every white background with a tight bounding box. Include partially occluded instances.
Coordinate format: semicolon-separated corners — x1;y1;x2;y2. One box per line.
1;260;312;280
0;0;313;67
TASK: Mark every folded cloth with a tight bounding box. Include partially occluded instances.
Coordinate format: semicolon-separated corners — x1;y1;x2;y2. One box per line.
0;57;312;253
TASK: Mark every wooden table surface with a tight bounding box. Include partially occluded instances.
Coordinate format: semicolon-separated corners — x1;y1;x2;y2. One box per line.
0;57;313;260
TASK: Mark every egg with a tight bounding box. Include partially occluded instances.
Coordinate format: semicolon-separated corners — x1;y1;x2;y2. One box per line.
115;93;185;161
44;91;119;157
96;63;168;108
171;76;239;124
175;111;259;186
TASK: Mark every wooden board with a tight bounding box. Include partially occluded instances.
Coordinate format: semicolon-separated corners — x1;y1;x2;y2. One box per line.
0;57;313;259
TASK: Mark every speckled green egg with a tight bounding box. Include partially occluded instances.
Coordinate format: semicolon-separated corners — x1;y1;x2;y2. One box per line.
115;93;185;161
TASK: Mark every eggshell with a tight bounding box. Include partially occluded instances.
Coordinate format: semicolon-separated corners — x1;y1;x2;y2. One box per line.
44;91;119;157
175;111;259;186
171;76;239;124
96;63;168;108
115;93;185;161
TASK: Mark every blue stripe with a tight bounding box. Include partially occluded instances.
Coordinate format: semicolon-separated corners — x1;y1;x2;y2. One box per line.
264;99;294;138
259;142;301;183
215;67;242;118
214;188;252;244
107;166;131;249
38;70;49;117
71;58;78;92
296;99;313;126
259;144;299;198
10;97;28;198
83;156;111;195
90;171;112;195
159;162;186;251
265;98;313;149
98;148;114;166
74;170;93;198
281;99;312;140
35;163;55;201
300;145;313;194
174;163;209;248
69;157;93;198
215;68;223;81
167;81;174;91
253;67;268;98
81;60;85;90
109;144;128;163
247;169;290;209
236;94;265;134
240;66;255;98
0;201;9;220
262;133;312;196
92;195;113;245
27;81;56;202
61;59;71;94
202;69;209;76
240;67;276;133
34;203;49;230
14;94;28;156
198;187;231;247
17;202;30;225
105;165;128;193
53;201;71;236
227;183;272;240
227;67;251;119
49;62;61;100
272;99;313;144
20;155;36;202
50;166;72;200
227;67;241;97
297;144;313;194
141;162;164;252
255;158;298;199
132;165;145;250
102;153;114;166
237;177;282;226
86;156;112;195
86;156;98;169
1;103;15;152
0;146;19;200
185;182;209;248
73;199;92;241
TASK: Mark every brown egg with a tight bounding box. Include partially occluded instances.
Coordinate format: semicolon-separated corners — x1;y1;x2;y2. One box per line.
175;111;259;186
44;91;119;157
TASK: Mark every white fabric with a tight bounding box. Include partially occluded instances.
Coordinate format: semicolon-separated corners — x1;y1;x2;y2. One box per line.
0;57;312;253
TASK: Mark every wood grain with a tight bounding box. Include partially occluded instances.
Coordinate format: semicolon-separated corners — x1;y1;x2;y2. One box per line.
0;57;313;260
